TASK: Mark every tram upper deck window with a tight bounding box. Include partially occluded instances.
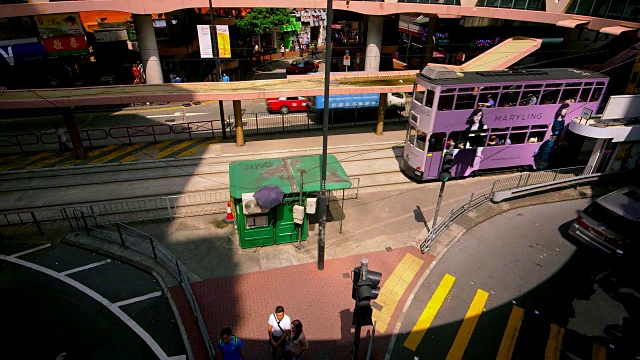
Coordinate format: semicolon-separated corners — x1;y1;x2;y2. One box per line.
455;93;477;110
424;89;435;108
499;91;521;107
590;87;604;102
540;89;561;105
414;84;426;105
438;93;455;111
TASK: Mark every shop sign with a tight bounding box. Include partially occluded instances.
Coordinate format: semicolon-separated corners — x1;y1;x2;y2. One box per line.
331;24;342;29
94;30;128;43
398;14;423;37
216;25;231;58
42;34;89;57
0;42;46;66
35;13;84;38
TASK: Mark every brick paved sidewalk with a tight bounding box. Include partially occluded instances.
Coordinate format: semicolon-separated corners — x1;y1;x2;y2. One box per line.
170;246;434;360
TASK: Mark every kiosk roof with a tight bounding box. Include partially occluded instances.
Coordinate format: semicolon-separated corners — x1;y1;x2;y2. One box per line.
229;154;352;198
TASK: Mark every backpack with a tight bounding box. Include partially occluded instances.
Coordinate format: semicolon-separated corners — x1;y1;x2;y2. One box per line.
218;335;238;349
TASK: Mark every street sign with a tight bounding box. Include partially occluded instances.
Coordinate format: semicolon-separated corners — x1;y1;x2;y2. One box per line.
343;55;351;66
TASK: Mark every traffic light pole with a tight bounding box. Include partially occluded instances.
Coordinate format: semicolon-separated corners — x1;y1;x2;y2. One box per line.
352;322;361;360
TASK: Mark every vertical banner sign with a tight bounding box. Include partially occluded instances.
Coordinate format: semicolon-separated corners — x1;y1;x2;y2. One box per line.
216;25;231;58
197;25;214;59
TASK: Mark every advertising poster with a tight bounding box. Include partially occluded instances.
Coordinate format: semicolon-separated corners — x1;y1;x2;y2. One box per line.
216;25;231;58
197;25;213;59
35;13;84;38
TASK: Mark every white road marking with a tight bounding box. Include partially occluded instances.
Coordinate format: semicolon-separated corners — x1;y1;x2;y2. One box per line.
9;243;50;258
60;259;111;275
147;112;208;118
114;291;163;307
0;254;172;360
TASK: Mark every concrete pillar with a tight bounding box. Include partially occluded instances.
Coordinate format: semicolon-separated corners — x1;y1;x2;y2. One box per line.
586;138;608;174
365;15;383;71
61;108;86;159
376;93;387;135
420;16;438;70
233;100;244;146
132;14;163;84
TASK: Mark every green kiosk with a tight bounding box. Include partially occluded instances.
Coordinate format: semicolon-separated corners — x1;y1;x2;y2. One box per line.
229;154;351;249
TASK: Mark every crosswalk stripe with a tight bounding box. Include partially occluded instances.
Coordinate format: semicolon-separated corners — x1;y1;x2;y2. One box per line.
592;343;607;360
25;153;68;169
545;324;564;360
496;305;524;360
371;253;424;333
403;273;456;351
446;289;489;360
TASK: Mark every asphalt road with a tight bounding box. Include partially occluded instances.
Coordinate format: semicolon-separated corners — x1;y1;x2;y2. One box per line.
392;199;640;359
0;243;186;359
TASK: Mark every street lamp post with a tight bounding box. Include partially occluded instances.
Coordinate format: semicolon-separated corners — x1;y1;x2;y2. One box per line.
209;0;227;139
317;0;334;271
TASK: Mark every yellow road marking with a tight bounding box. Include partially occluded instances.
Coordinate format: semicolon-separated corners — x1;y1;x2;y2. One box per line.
446;289;489;360
25;153;68;169
156;139;198;158
88;143;146;164
592;343;606;360
176;147;198;158
403;273;456;351
496;306;524;360
372;253;424;333
545;324;564;360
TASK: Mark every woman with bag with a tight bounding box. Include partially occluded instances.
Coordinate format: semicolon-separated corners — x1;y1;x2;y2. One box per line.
285;320;308;360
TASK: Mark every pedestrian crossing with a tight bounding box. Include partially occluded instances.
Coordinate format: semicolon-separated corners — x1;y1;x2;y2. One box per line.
402;273;611;360
0;137;220;171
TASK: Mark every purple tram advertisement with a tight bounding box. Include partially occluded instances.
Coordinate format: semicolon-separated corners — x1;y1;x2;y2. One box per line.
401;66;607;180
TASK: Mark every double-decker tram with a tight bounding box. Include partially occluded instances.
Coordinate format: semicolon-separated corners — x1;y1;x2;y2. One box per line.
401;66;609;181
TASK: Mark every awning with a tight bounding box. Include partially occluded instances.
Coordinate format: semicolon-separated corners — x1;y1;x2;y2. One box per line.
556;19;590;28
599;26;639;36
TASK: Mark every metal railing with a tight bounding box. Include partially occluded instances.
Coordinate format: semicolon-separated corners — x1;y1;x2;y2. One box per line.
0;178;361;230
0;133;39;152
420;166;590;253
40;129;109;148
70;209;216;360
109;124;173;145
227;105;409;137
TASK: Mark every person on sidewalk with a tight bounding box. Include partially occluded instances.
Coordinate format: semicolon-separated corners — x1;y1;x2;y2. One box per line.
222;73;230;82
286;320;308;360
56;127;70;153
268;306;291;360
216;327;245;360
311;43;318;59
280;44;285;59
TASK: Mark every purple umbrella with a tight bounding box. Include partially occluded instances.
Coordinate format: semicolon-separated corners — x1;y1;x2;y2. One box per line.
253;186;285;208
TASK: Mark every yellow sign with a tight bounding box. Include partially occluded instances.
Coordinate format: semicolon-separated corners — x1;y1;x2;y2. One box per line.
343;55;350;61
35;13;84;38
216;25;231;59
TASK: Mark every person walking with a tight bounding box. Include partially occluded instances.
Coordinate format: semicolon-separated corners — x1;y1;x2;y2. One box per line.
222;73;230;82
268;306;291;360
56;127;70;153
216;327;245;360
280;44;285;59
131;63;140;84
286;320;308;360
311;43;318;59
137;61;145;84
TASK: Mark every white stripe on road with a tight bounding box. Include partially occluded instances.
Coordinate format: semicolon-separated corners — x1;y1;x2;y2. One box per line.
0;254;171;360
9;244;50;258
114;291;163;307
60;259;112;275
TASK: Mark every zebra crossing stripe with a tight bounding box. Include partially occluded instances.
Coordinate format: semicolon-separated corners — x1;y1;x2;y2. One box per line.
403;273;456;351
446;289;489;360
496;305;524;360
545;324;565;360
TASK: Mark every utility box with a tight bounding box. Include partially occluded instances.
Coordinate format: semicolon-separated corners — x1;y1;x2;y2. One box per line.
306;197;317;214
293;205;305;224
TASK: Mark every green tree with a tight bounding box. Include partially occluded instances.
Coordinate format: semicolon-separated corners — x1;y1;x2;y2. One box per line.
235;8;291;38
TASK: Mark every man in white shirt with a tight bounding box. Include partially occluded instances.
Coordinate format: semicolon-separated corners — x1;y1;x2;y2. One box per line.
267;306;291;360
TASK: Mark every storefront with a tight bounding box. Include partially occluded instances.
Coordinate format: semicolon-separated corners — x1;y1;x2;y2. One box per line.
229;155;351;249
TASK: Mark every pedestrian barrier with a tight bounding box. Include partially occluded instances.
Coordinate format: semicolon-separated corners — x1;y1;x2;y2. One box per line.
419;166;593;254
70;209;216;360
109;124;173;145
40;129;109;148
170;120;216;140
0;133;39;153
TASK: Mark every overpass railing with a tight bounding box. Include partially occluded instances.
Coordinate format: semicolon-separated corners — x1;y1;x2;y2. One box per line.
420;166;591;253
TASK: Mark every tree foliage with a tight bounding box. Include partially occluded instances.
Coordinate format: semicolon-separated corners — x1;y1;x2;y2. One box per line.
235;8;291;38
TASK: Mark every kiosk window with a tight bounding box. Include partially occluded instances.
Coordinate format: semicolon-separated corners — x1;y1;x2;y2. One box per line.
246;214;268;228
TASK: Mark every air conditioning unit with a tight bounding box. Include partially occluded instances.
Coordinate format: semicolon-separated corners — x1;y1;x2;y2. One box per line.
421;65;459;80
242;193;268;215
